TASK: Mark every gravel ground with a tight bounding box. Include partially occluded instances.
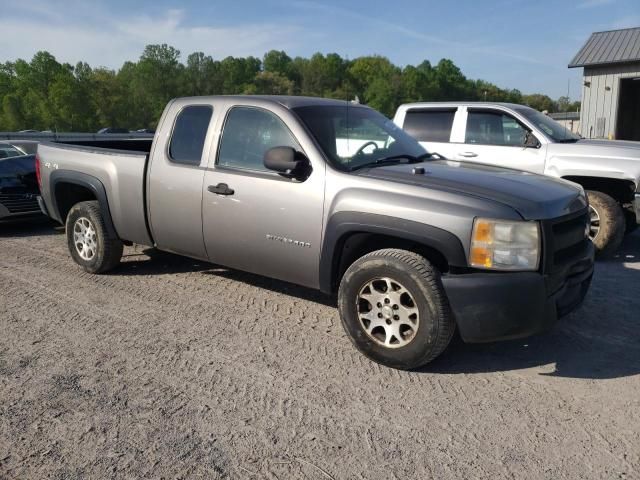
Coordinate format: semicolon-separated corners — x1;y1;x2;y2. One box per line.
0;219;639;479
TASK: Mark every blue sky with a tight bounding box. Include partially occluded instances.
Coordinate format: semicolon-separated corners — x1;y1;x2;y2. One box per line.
1;0;638;99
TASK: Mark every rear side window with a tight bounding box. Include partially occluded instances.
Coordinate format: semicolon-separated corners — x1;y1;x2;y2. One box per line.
403;109;456;142
169;105;213;165
217;107;299;172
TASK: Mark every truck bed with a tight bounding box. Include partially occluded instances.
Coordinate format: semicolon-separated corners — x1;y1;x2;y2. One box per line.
37;140;153;246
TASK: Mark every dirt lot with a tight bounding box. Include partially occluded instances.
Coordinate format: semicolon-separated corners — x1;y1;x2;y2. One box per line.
0;219;638;479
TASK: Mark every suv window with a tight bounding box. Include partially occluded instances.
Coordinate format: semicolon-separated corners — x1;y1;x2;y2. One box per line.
169;105;213;165
218;107;299;172
466;110;527;146
403;109;456;143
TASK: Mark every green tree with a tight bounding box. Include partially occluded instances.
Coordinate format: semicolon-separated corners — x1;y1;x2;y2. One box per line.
263;50;292;77
0;44;575;132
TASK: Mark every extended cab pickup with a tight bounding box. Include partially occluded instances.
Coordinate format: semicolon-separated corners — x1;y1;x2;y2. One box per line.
394;102;640;256
37;96;594;369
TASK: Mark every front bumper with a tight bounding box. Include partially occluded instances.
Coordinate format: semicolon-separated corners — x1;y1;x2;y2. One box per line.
634;193;640;224
441;241;594;343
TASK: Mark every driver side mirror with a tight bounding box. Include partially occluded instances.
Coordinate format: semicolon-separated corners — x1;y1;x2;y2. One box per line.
524;131;540;148
264;146;311;180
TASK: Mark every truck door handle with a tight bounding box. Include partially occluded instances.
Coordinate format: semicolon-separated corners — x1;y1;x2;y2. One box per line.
208;183;234;195
459;152;478;158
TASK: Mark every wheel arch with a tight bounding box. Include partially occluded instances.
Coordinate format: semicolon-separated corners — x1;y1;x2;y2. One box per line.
562;175;636;204
319;212;467;294
50;170;118;238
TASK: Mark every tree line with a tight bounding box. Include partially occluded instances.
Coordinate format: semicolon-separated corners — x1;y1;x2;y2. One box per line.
0;44;580;132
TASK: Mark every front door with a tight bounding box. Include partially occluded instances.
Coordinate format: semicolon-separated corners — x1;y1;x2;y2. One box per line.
453;108;547;174
202;105;325;288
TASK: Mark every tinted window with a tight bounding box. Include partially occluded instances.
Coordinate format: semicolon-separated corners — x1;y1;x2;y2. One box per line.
0;144;24;159
466;111;527;146
169;105;213;165
514;106;580;142
403;110;455;142
218;107;299;172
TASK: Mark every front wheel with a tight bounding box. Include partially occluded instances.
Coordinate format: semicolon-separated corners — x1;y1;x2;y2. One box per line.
65;200;123;273
338;249;455;370
587;190;625;258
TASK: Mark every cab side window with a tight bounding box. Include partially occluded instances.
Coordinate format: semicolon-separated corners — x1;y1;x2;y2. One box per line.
169;105;213;165
403;109;456;143
466;111;527;147
217;107;300;172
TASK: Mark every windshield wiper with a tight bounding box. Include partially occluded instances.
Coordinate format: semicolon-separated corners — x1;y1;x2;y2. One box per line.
556;138;579;143
350;153;434;171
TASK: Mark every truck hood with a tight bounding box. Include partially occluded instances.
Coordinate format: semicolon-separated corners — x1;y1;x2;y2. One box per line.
357;160;587;220
547;139;640;187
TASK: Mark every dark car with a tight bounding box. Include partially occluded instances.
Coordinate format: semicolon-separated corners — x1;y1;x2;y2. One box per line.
0;142;25;159
0;145;40;221
3;140;39;155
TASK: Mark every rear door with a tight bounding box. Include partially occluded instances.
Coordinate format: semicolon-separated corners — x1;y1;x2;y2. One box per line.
201;104;325;288
452;108;546;173
147;101;215;259
400;108;459;159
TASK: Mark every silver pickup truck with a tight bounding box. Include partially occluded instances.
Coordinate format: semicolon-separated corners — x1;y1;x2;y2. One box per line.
394;102;640;256
37;96;594;369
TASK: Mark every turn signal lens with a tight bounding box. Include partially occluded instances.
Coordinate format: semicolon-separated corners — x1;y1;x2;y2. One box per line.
470;246;492;268
470;218;540;271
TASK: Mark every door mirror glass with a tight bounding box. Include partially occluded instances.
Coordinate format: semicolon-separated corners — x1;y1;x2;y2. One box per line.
264;146;311;179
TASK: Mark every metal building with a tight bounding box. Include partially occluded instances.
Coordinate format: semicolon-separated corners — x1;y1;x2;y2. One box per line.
569;27;640;141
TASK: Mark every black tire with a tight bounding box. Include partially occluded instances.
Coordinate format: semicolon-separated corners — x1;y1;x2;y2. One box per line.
587;190;625;258
65;201;123;273
338;248;455;370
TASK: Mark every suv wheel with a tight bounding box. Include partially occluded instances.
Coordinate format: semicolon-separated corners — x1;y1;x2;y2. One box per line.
66;201;123;273
587;190;625;258
338;249;455;369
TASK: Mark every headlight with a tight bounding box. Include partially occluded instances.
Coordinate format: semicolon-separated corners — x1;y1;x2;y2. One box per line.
470;218;541;271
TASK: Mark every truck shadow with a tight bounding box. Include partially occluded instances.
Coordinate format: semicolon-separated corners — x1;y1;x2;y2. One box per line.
0;217;61;237
114;233;640;380
117;248;336;306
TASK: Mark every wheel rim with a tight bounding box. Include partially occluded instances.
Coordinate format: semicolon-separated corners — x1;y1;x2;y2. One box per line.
357;277;419;349
589;205;601;240
73;217;98;261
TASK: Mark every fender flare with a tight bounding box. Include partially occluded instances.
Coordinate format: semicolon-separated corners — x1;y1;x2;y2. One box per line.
49;169;118;238
319;211;468;293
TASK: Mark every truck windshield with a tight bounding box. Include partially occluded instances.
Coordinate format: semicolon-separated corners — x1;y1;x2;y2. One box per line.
514;107;581;143
293;105;427;171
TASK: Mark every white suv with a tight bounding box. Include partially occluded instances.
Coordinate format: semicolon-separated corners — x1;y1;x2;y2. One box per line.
394;102;640;256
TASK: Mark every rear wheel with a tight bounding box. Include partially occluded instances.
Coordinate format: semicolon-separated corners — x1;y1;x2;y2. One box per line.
338;248;455;370
65;201;123;273
587;190;625;258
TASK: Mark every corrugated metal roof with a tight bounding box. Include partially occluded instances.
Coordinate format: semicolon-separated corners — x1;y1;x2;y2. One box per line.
569;27;640;68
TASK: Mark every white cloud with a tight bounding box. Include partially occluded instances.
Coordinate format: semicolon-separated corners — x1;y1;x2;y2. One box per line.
577;0;616;9
0;5;301;68
289;0;549;66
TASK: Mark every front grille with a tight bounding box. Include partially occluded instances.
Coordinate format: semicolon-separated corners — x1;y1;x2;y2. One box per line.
0;193;40;213
550;212;590;267
541;208;593;295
